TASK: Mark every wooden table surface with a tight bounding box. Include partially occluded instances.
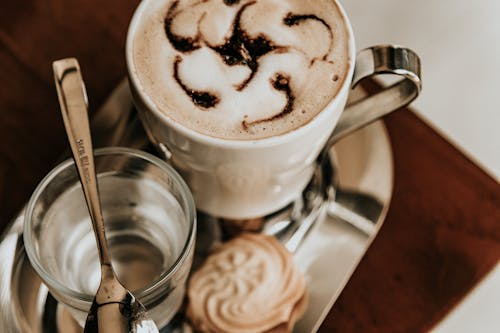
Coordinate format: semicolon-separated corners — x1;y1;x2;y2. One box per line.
1;1;499;332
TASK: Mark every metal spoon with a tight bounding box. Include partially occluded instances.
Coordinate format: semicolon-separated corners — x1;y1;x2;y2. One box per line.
53;58;159;333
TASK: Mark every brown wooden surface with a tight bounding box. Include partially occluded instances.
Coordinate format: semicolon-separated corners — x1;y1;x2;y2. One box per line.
0;1;499;332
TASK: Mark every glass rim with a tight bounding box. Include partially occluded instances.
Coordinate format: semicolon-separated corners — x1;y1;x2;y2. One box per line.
23;147;196;305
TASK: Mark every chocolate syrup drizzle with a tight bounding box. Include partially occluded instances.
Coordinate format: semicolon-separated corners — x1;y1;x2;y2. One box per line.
173;56;220;108
208;1;285;91
283;12;333;62
223;0;240;5
243;73;294;128
164;0;333;130
165;1;201;52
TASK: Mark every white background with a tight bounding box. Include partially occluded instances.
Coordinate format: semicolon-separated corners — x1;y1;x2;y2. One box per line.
344;0;500;181
343;0;500;331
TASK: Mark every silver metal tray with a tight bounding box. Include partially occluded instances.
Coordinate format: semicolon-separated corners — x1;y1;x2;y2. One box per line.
0;81;393;332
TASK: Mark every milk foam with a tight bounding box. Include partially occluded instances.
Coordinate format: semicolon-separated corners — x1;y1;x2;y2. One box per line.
132;0;350;140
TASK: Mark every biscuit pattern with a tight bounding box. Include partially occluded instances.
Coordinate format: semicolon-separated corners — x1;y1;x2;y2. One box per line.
187;233;307;333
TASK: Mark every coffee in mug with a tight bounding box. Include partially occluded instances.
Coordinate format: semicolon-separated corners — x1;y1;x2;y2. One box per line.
131;0;350;140
126;0;421;219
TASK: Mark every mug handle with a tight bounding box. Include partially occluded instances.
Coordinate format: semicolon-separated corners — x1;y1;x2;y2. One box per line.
325;45;422;149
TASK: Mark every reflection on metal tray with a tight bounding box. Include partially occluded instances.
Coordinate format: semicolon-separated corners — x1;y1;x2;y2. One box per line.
0;81;393;333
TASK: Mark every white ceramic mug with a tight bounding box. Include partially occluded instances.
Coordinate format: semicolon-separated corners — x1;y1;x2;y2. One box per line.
126;0;421;219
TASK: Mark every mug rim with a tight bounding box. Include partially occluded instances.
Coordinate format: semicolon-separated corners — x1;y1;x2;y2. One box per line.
125;0;356;149
23;147;197;306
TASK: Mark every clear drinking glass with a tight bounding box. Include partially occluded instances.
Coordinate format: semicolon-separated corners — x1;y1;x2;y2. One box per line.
23;147;196;328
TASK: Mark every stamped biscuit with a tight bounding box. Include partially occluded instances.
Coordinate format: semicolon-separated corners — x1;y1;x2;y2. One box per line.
187;233;307;333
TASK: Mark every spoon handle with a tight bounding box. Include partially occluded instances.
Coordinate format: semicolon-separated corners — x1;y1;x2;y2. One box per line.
53;58;111;267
